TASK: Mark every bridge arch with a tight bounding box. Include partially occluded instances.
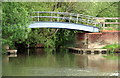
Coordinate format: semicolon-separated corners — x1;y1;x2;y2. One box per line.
29;11;99;32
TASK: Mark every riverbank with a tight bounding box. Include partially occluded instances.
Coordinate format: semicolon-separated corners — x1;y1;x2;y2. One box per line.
102;44;120;53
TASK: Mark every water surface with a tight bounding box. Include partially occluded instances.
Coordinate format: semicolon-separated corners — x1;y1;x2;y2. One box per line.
2;48;118;76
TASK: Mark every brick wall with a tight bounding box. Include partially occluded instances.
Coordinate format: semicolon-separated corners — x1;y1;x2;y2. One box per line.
100;31;120;44
76;33;87;48
87;31;120;44
76;30;120;48
86;33;102;44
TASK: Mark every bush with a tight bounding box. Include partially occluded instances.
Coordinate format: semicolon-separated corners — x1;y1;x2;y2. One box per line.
102;44;120;52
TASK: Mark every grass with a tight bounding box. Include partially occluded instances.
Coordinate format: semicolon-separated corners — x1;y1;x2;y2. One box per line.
102;44;119;52
102;44;119;60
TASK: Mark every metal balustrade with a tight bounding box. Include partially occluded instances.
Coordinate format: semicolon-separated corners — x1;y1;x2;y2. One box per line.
30;11;96;25
29;11;100;32
30;11;120;28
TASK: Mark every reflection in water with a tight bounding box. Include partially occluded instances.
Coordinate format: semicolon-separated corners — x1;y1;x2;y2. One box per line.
76;54;118;72
2;54;17;63
2;48;118;76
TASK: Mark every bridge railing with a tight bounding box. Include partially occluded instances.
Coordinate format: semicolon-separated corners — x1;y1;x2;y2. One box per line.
30;11;120;30
30;11;96;26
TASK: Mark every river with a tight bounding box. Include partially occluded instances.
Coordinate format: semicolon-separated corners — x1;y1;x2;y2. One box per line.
2;48;118;76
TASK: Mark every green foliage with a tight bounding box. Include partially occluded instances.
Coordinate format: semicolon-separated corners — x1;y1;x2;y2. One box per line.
55;29;77;47
2;2;31;48
47;2;118;17
102;44;119;52
83;2;118;17
2;2;118;49
2;3;29;26
26;28;57;48
23;2;78;48
103;44;119;49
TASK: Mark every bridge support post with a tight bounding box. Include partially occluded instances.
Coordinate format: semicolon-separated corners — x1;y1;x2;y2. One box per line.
69;14;72;23
37;12;39;21
57;14;59;22
51;13;52;22
76;14;79;23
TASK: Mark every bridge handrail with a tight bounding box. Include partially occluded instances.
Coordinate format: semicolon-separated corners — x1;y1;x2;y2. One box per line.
31;11;96;24
30;16;94;23
30;11;120;30
33;11;94;17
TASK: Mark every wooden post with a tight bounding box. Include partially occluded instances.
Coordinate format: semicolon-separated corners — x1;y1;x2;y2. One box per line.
103;18;105;29
103;22;105;29
99;23;103;30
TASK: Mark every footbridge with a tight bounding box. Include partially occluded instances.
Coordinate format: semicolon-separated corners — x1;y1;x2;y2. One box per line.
29;11;99;32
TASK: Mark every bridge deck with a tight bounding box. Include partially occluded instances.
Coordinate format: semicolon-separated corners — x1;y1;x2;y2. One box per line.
29;22;99;32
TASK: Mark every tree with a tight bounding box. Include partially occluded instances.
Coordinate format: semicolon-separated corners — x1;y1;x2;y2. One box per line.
26;2;78;48
2;2;31;49
2;2;118;49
